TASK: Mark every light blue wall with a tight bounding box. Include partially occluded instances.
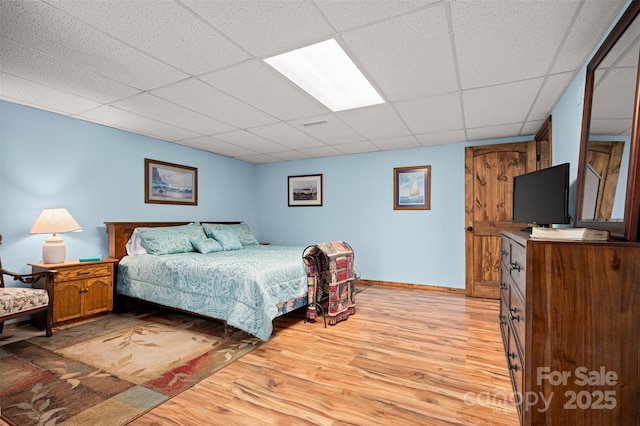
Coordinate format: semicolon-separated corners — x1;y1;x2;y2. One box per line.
256;136;531;288
0;101;257;274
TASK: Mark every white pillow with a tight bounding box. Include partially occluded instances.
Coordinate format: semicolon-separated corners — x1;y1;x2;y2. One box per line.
125;229;147;255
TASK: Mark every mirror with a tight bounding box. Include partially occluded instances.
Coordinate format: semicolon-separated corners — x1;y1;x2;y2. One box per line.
575;2;640;241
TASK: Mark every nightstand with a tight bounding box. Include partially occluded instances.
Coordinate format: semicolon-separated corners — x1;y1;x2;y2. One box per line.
30;258;118;327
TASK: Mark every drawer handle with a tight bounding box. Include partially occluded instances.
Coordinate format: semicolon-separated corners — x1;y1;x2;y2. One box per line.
509;262;521;272
508;352;516;359
77;271;91;275
509;363;519;371
500;249;508;257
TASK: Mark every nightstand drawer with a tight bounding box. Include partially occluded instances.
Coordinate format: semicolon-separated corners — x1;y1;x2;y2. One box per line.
56;264;112;281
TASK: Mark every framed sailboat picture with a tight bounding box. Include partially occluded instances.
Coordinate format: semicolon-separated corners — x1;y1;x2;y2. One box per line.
394;165;431;210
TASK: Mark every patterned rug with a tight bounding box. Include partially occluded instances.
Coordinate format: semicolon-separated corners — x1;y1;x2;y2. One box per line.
0;309;263;426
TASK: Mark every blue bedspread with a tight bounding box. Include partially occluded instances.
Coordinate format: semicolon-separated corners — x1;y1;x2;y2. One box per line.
116;245;307;340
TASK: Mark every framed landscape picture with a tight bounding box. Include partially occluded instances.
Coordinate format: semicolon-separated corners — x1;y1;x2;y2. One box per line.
394;165;431;210
288;174;322;206
145;158;198;205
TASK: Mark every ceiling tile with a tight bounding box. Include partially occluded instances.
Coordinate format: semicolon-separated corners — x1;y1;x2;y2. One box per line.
373;135;421;150
249;122;324;150
0;36;140;104
268;150;313;162
395;93;464;135
337;103;411;140
289;114;365;144
0;72;101;115
462;78;543;128
0;1;188;90
214;130;287;154
451;0;579;89
76;105;199;141
416;129;467;146
299;145;345;158
336;141;380;154
315;0;437;32
528;72;573;121
200;60;328;121
237;153;284;163
592;68;637;122
466;123;524;141
181;0;334;57
342;4;458;101
551;0;626;73
112;93;237;136
151;78;278;129
52;0;250;75
180;136;259;158
521;120;544;135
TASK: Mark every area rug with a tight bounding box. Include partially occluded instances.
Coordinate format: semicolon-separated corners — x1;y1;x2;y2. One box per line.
0;309;263;426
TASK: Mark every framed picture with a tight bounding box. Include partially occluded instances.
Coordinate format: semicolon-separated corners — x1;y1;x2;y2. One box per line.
145;158;198;205
394;165;431;210
288;174;323;207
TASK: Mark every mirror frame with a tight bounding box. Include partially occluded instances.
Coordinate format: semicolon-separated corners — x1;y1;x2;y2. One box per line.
575;1;640;241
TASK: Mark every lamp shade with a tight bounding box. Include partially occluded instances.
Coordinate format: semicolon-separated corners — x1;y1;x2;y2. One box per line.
29;208;83;235
29;208;82;264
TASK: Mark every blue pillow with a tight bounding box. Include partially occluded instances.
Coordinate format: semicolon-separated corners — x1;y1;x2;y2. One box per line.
191;238;223;254
208;228;243;251
202;223;258;246
234;223;259;246
137;228;193;255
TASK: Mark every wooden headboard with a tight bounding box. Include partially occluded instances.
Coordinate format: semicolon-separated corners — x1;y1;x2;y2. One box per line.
104;221;241;261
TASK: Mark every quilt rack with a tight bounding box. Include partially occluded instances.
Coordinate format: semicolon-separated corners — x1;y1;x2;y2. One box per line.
303;241;356;327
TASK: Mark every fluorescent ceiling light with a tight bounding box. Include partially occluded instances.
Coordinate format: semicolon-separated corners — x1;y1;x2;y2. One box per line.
265;39;384;112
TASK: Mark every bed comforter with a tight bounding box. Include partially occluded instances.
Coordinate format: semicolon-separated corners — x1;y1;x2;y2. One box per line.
116;245;307;340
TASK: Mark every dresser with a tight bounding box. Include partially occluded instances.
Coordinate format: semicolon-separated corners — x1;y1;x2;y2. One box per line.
499;231;639;425
31;259;117;327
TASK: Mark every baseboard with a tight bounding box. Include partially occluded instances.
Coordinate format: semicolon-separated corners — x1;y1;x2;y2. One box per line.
355;279;465;294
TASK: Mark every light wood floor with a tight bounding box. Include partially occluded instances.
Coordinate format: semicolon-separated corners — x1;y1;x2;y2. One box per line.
130;285;519;425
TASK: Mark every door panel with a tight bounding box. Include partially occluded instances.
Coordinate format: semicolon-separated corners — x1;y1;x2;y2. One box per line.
465;141;537;298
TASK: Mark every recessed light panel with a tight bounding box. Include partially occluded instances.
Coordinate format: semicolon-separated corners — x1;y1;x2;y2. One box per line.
265;39;384;112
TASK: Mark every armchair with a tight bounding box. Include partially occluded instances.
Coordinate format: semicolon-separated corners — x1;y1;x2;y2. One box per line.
0;234;56;337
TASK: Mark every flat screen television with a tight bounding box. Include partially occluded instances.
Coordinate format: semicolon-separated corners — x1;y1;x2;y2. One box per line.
512;162;571;228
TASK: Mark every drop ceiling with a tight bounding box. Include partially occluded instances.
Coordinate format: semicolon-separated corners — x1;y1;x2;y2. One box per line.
0;0;627;163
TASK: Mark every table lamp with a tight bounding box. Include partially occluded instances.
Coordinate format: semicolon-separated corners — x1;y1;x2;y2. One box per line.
29;208;83;264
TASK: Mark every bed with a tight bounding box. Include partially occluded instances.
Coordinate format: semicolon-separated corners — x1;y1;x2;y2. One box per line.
105;221;309;341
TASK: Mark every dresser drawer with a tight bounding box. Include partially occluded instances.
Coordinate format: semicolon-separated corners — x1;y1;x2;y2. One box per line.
507;324;524;422
500;291;510;343
508;280;526;354
507;240;526;297
500;236;511;269
55;264;112;281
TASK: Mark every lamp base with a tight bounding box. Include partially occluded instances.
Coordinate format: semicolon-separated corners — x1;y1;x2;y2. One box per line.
42;235;66;264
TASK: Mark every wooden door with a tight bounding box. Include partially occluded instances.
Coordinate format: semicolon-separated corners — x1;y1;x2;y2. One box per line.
465;142;537;299
586;141;625;219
